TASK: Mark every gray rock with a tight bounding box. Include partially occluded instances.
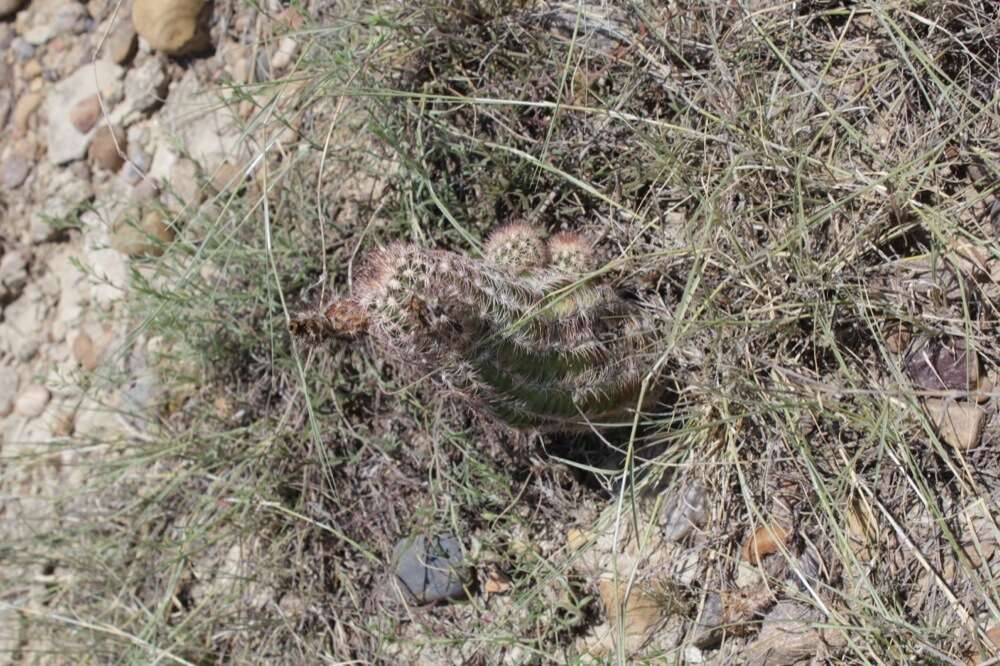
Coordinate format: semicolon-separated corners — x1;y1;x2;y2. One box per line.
744;601;823;666
121;57;169;121
690;593;724;648
0;249;30;303
661;482;708;542
157;69;243;171
122;144;151;184
0;366;18;417
103;19;138;65
392;534;470;604
29;169;92;243
10;37;35;61
120;367;162;432
23;0;88;45
2;153;31;189
0;285;48;360
45;61;124;165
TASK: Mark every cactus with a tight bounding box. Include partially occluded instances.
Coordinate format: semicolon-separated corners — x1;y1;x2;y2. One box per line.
322;225;661;431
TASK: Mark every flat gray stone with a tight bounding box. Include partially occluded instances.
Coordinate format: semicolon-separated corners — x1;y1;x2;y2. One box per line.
45;61;124;165
392;534;469;604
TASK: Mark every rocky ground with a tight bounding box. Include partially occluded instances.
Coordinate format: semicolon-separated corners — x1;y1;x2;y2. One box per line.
0;0;306;658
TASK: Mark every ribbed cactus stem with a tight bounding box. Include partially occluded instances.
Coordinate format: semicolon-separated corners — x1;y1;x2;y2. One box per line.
327;225;659;431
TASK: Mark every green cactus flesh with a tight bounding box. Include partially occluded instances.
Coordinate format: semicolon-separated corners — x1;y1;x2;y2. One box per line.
340;226;659;431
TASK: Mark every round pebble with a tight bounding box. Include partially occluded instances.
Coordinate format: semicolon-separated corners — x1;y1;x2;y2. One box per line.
70;94;101;133
15;384;51;418
88;124;127;172
71;332;101;371
2;153;31;189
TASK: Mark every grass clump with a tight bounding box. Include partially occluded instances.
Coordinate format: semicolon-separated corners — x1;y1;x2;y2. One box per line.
4;0;1000;664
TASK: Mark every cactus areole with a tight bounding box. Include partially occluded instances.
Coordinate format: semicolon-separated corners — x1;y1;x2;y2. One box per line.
326;225;661;431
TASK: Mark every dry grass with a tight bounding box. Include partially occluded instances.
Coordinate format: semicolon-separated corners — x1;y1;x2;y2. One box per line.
3;0;1000;663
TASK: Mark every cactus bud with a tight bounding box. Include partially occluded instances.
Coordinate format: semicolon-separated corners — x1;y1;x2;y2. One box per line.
548;232;595;273
484;223;548;275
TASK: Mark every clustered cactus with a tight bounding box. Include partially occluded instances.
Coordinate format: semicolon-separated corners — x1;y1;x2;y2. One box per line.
322;224;661;431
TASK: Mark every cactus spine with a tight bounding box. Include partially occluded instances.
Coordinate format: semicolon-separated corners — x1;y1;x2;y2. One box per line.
328;225;659;431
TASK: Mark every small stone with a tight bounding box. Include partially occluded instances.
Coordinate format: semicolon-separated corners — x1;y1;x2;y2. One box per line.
0;0;24;19
86;0;108;19
167;157;201;209
270;36;299;73
10;37;35;61
158;68;242;172
684;647;705;663
0;249;30;302
22;59;43;81
744;601;823;666
28;169;92;243
23;0;88;45
691;593;725;648
133;0;212;56
122;57;169;117
103;19;137;64
45;61;124;165
15;385;51;418
132;177;160;203
71;332;101;371
906;337;978;392
88;124;127;171
70;94;102;133
2;153;31;189
122;144;151;184
111;208;175;257
925;399;987;450
0;366;18;417
120;366;162;431
12;92;44;132
69;160;92;182
392;534;469;604
661;482;708;542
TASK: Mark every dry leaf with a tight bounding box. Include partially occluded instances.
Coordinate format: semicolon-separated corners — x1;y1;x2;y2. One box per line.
741;523;790;566
598;579;663;643
483;568;513;596
884;321;911;354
